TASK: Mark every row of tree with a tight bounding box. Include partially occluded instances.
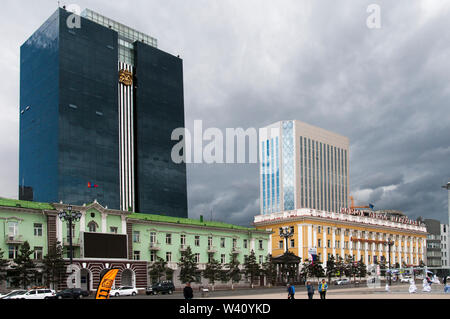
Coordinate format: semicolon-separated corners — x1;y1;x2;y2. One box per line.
149;247;264;289
0;241;66;290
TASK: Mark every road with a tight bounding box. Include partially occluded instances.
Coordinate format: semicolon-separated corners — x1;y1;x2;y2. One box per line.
106;283;450;300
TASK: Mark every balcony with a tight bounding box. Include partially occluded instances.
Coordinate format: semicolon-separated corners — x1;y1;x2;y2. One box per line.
207;245;217;253
149;242;161;251
180;244;188;252
63;237;81;247
5;235;24;244
232;246;241;254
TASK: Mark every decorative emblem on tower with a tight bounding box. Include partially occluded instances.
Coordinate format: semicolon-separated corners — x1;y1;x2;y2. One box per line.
119;69;133;86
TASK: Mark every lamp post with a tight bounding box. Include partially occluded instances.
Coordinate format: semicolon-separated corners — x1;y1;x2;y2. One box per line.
58;206;82;266
385;237;394;286
280;226;294;254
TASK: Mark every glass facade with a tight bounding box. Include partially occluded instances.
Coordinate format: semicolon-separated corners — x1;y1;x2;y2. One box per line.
20;8;187;218
134;42;187;218
282;121;295;211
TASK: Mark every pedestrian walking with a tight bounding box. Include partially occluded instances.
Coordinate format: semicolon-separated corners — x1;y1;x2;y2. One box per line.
287;283;295;300
318;279;328;300
183;282;194;300
306;281;314;299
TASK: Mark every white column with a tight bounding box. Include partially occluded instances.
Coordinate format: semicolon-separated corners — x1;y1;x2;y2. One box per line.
267;229;272;255
410;237;413;265
340;231;345;258
307;225;312;249
332;227;336;257
121;215;127;235
323;227;327;263
364;233;369;265
297;224;303;261
57;217;63;245
101;212;107;233
404;236;408;264
251;238;256;251
313;226;317;249
79;211;86;233
356;231;361;261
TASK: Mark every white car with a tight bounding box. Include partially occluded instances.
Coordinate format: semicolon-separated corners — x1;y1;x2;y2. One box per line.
109;286;138;297
335;278;351;285
400;277;412;283
0;290;28;299
9;289;55;299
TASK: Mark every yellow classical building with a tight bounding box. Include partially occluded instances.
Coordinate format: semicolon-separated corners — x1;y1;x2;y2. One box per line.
254;208;427;267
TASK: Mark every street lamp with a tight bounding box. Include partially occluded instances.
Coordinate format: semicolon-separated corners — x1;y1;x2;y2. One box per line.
384;237;394;286
58;206;82;266
279;226;294;254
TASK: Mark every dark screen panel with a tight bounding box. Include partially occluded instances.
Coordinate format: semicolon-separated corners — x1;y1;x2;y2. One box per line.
83;232;127;259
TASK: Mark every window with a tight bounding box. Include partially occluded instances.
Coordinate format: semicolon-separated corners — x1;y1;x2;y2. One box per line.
259;240;264;250
34;224;43;237
279;241;284;249
327;227;331;235
8;246;18;259
150;232;156;244
166;234;172;245
67;223;76;237
110;227;118;234
290;226;295;234
208;236;213;247
318;239;322;248
195;236;200;247
150;251;156;262
195;253;200;263
232;238;237;249
133;251;140;260
243;239;248;249
327;240;331;248
220;238;226;248
133;231;140;243
221;254;226;264
318;226;321;234
8;221;18;237
290;239;295;248
181;234;186;246
34;247;43;260
166;252;172;262
259;256;264;265
88;221;97;233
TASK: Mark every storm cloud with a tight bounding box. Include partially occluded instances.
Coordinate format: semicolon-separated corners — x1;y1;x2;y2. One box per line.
1;0;449;226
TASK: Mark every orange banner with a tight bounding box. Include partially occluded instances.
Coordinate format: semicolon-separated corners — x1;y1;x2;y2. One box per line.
95;269;119;299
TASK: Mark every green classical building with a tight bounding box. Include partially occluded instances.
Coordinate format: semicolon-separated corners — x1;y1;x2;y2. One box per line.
0;198;270;292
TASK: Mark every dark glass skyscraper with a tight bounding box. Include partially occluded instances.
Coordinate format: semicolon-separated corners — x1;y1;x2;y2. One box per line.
19;8;188;218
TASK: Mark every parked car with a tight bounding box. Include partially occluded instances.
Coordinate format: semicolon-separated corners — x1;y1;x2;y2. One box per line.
335;278;351;285
400;276;412;283
0;290;27;299
109;286;138;297
9;289;55;299
53;288;90;299
146;281;175;295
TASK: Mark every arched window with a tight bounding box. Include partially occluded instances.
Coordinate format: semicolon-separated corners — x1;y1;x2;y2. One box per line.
87;221;99;233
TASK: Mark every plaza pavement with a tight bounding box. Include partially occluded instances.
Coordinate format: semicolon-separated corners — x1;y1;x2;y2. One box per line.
208;284;450;299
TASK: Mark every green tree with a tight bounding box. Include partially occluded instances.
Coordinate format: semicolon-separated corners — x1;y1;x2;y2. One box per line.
356;258;367;280
149;257;171;283
203;254;222;290
243;250;260;288
0;248;9;285
326;255;336;282
42;242;66;290
335;256;346;279
9;241;36;289
262;254;277;287
178;246;198;284
226;253;242;289
301;259;325;284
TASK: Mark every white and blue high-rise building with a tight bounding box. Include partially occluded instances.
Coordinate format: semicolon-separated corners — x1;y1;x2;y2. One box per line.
259;120;350;214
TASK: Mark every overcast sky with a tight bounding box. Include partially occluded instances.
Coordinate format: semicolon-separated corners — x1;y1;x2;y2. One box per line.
1;0;449;226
